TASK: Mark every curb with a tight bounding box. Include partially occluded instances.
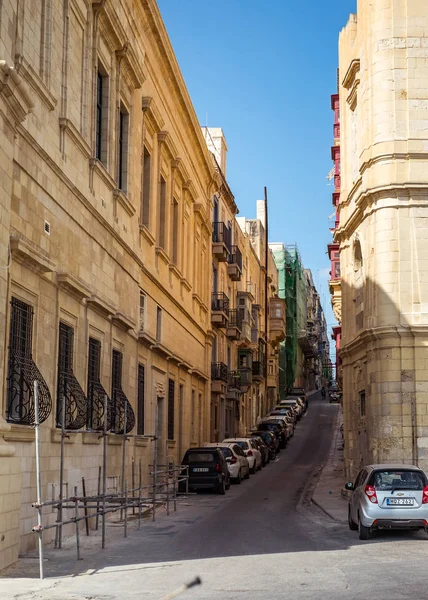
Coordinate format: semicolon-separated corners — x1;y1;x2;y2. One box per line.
312;497;347;525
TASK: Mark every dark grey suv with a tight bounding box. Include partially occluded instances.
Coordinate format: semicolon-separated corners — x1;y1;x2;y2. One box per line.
181;447;231;494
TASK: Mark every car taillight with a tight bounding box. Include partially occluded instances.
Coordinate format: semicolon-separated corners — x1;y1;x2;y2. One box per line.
247;450;253;456
365;485;378;504
422;486;428;504
230;457;237;464
215;463;221;472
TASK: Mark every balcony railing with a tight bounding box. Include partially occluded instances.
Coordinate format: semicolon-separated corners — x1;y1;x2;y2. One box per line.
228;309;242;329
228;370;241;391
228;246;242;270
211;362;228;382
212;292;229;313
212;222;232;250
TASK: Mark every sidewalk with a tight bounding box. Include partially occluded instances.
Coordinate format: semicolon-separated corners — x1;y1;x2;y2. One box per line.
312;405;348;524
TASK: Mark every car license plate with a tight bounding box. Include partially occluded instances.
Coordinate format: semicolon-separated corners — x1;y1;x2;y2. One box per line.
192;467;209;473
386;498;414;505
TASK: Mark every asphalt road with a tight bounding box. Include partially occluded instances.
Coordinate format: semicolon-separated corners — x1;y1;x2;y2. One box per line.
3;393;428;600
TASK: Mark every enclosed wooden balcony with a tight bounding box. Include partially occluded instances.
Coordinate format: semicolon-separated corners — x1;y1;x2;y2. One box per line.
269;298;286;346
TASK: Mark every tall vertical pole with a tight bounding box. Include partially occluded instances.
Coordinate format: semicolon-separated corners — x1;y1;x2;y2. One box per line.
34;381;44;580
153;401;158;522
102;394;108;549
120;407;127;521
264;187;269;412
58;393;66;549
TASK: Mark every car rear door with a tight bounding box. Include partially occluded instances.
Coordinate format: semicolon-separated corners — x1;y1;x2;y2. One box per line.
370;469;425;510
187;451;218;480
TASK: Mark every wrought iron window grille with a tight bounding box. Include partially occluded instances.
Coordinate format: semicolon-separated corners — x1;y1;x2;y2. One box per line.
167;378;175;441
87;337;112;431
6;298;52;425
111;349;135;434
56;323;87;430
137;364;145;435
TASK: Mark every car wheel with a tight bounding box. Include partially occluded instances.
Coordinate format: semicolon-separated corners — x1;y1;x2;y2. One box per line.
348;507;358;531
218;478;226;495
244;467;250;479
235;469;242;485
358;515;371;540
250;464;256;474
226;476;230;490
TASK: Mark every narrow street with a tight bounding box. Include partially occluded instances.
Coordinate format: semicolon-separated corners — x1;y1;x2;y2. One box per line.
3;393;428;600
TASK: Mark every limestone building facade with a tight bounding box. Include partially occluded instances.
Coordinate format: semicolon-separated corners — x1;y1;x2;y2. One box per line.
337;1;428;477
0;0;218;570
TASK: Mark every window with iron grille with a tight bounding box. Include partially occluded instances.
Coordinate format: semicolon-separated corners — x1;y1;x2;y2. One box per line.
7;298;52;425
112;349;123;394
111;349;135;434
137;364;145;435
167;378;175;441
87;337;102;429
56;323;87;430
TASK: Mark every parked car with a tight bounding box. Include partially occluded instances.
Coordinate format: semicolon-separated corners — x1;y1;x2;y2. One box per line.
329;390;341;403
223;438;262;474
250;435;270;466
274;405;297;426
286;395;306;413
260;418;288;448
250;430;278;459
256;421;284;449
290;387;307;402
346;464;428;540
204;443;250;484
181;447;230;494
264;415;294;441
279;399;302;420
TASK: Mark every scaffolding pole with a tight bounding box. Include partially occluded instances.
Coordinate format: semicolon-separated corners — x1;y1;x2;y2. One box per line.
33;381;44;580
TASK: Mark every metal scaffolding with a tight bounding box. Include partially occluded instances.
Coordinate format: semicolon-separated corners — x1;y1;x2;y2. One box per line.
30;385;189;580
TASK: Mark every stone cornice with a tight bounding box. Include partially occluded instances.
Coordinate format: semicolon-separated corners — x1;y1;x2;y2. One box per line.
142;1;216;184
340;325;417;360
343;59;360;90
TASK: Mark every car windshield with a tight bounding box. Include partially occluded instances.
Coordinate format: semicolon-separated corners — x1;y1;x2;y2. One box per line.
234;441;249;450
185;452;216;463
219;448;232;458
369;470;426;491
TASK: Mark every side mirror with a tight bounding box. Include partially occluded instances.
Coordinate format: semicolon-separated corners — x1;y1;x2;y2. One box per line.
345;482;354;491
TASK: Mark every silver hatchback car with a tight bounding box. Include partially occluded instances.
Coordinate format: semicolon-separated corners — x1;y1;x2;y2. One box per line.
346;464;428;540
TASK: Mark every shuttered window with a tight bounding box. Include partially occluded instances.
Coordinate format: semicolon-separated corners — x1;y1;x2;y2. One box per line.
137;364;145;435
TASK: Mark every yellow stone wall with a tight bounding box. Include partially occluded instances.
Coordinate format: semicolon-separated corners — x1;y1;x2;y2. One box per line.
337;0;428;477
0;0;217;569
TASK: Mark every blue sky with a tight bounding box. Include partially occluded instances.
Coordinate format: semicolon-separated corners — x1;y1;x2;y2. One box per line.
157;0;357;345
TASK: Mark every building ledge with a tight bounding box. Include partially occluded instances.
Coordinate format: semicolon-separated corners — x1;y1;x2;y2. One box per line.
3;425;35;443
112;311;136;331
10;236;56;274
87;293;117;317
57;273;91;301
139;224;156;246
155;246;170;265
113;189;135;217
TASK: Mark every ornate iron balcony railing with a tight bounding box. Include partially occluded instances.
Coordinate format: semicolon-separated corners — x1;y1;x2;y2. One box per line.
56;370;87;430
6;353;52;425
112;388;135;434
